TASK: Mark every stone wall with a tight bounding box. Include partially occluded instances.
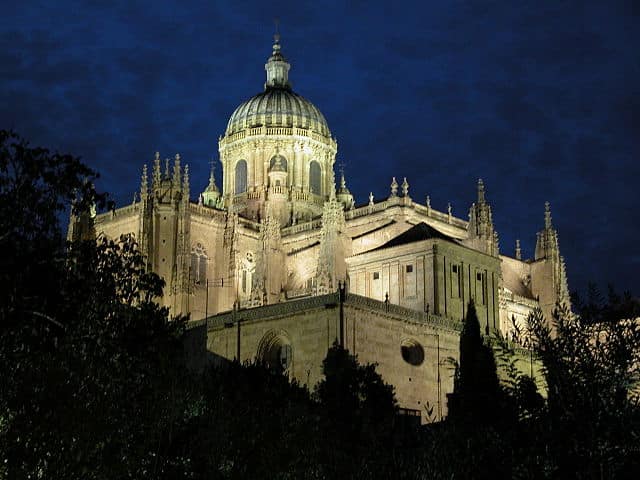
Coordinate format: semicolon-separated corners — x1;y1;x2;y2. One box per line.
203;292;463;422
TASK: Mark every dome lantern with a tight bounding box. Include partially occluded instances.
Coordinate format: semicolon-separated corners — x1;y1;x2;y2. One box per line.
265;33;291;90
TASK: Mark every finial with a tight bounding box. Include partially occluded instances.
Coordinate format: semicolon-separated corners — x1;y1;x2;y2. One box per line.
274;18;280;47
426;195;431;209
447;203;452;223
401;177;409;196
515;239;521;260
369;192;374;206
544;201;552;229
390;177;398;197
155;151;160;161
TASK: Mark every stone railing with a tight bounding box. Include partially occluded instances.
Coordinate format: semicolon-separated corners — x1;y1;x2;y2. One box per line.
286;287;314;299
202;290;462;333
269;185;287;195
221;125;335;147
206;292;340;330
281;219;323;236
499;288;539;308
94;203;140;225
189;203;226;220
344;293;463;332
344;201;389;220
343;199;468;230
238;217;261;231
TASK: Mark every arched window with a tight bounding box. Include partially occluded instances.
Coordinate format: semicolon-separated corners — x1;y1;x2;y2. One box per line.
269;155;288;171
191;243;207;285
309;161;321;195
235;160;247;194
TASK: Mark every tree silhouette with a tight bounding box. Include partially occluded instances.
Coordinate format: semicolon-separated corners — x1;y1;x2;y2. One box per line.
447;300;502;425
0;132;188;478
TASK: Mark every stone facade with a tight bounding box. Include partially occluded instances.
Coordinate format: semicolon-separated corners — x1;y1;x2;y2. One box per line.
69;35;567;421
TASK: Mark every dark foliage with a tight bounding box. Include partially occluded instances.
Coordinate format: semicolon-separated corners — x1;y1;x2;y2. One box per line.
448;300;504;425
572;283;640;325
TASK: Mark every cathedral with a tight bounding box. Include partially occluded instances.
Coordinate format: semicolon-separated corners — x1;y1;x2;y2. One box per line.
70;35;569;420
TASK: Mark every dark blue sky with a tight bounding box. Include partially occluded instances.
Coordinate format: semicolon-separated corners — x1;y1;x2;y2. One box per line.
2;1;638;294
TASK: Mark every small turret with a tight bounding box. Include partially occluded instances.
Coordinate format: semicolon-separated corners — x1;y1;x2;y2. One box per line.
466;179;499;256
201;161;221;208
336;166;354;210
531;201;570;320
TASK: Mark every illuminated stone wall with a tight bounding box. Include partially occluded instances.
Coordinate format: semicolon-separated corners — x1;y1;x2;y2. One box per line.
203;292;462;422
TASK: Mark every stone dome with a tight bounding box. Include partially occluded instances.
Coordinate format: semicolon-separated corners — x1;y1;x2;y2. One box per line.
224;35;331;139
225;88;331;138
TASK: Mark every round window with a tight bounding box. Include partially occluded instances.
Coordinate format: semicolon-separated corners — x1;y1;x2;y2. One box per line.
401;339;425;366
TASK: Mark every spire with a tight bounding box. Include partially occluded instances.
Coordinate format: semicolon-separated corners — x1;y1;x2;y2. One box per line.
202;159;221;208
477;178;485;204
140;164;148;197
152;152;161;188
173;153;181;185
336;163;354;210
264;28;291;90
205;160;219;193
544;201;552;229
535;201;558;260
336;164;350;194
182;164;190;202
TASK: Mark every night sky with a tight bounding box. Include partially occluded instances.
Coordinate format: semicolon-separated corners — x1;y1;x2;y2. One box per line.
2;1;638;295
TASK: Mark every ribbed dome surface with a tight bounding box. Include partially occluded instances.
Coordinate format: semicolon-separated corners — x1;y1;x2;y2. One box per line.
225;87;331;138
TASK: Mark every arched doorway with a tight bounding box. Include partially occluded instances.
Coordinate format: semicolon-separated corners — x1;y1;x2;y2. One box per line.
257;330;293;373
